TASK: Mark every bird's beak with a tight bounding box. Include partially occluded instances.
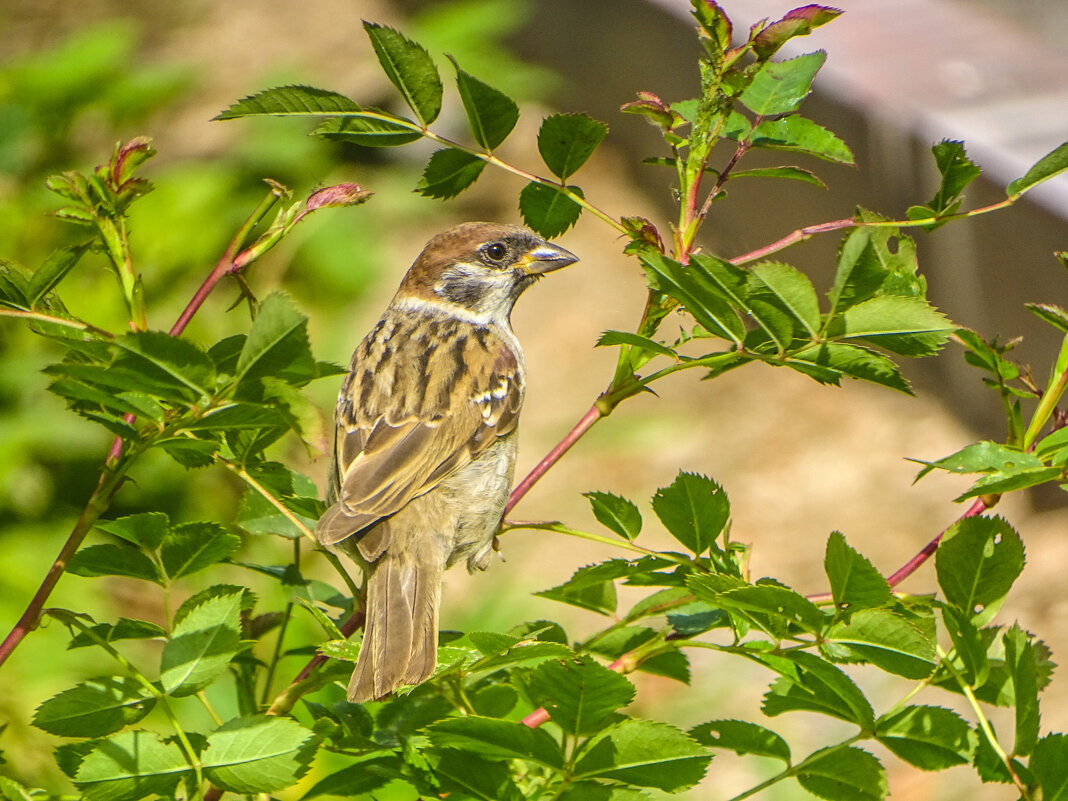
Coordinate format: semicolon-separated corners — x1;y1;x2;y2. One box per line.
520;240;579;275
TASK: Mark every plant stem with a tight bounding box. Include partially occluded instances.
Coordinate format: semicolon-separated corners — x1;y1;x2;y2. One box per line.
0;461;130;668
501;520;667;559
725;734;864;801
1023;334;1068;450
0;308;113;337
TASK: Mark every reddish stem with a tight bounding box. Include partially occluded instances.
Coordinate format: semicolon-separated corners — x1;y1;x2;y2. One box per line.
506;403;604;514
886;497;988;588
730;217;855;265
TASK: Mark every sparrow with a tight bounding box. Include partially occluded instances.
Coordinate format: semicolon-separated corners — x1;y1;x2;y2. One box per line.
316;221;578;702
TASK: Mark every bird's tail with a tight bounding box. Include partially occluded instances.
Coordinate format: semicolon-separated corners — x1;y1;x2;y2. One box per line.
348;545;443;703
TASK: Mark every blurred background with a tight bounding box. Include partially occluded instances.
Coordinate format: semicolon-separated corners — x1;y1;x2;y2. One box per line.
0;0;1066;798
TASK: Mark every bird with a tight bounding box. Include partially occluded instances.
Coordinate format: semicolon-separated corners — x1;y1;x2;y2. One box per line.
315;221;578;702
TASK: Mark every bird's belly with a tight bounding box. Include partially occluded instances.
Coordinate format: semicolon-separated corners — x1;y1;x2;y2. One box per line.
438;434;518;571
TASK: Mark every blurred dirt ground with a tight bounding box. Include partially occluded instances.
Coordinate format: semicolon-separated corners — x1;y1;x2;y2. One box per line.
4;1;1067;799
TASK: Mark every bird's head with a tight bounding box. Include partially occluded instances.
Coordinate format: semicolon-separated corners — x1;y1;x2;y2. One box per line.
395;222;578;325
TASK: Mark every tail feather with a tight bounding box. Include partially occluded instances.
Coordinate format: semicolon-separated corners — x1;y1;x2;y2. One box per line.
348;548;443;702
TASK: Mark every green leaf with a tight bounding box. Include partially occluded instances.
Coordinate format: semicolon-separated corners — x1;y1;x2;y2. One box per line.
786;343;911;393
313;114;422;147
827;229;882;315
751;7;843;59
33;678;154;738
202;715;317;794
537;113;609;180
68;544;162;584
160;588;244;695
449;56;519;150
691;575;826;635
585;491;643;540
760;650;875;729
362;22;442;125
73;730;191;801
0;260;31;308
824;532;892;612
923;140;981;215
558;785;653;801
955;466;1063;502
651;471;729;556
1003;625;1040;756
526;656;635;736
596;330;678;360
301;755;399;800
689;719;790;763
160;522;241;580
1027;302;1068;335
912;441;1043;481
416;148;486;199
68;618;166;650
740;51;827;115
29;243;90;305
935;516;1024;618
95;513;170;550
157;437;218;468
940;604;989;688
638;252;745;345
235;292;316;390
1032;734;1068;801
112;331;216;403
1007;141;1068;196
825;609;936;678
518;182;583;238
0;776;34;801
749;260;820;336
750;116;853;163
573;719;711;791
875;705;977;770
215;85;361;119
729;165;828;188
535;560;631;615
831;294;953;356
425;750;523;801
425;716;562;767
796;746;886;801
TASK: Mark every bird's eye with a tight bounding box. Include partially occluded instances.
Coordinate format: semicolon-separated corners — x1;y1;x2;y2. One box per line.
484;242;507;262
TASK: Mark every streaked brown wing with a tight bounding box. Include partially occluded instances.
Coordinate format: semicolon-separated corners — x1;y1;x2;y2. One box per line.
315;313;523;551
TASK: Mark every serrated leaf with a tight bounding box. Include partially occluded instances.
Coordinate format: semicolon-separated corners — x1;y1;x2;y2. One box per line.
313;114;422;147
215;85;361;119
956;466;1063;501
875;705;977;770
825;609;936;678
363;22;442;125
935;516;1024;618
925;140;981;215
750;116;853;164
67;544;162;584
652;471;729;555
912;441;1042;481
300;755;399;799
824;532;892;612
1007;140;1068;196
160;589;244;695
534;560;632;615
33;678;154;738
112;331;216;403
585;491;643;540
29;243;90;305
0;260;32;308
426;716;562;767
73;730;191;801
537;113;608;180
527;656;635;737
417;148;486;199
425;750;523;801
518;182;583;238
827;229;882;315
940;604;989;688
786;343;911;393
759;650;875;729
689;719;790;763
751;7;842;59
449;56;519;149
749;260;820;335
831;294;953;356
729;165;828;187
1003;625;1040;756
638;252;745;345
796;746;886;801
690;576;826;635
157;437;218;468
160;522;241;580
596;330;677;360
0;776;34;801
202;715;317;794
1032;734;1068;801
574;719;711;791
235;292;315;390
68;618;166;650
740;51;827;115
95;513;170;550
1027;302;1068;334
